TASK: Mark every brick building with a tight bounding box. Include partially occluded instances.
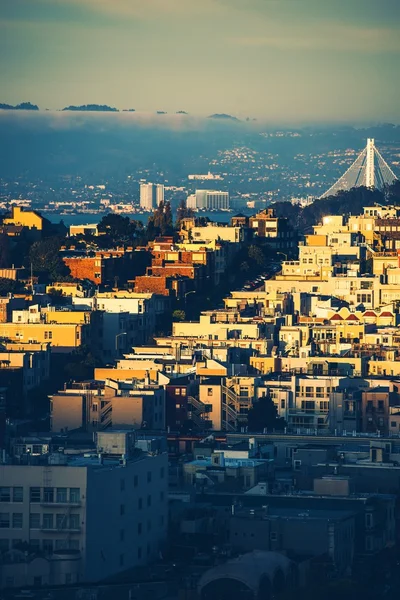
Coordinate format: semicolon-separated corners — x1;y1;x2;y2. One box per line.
61;248;150;286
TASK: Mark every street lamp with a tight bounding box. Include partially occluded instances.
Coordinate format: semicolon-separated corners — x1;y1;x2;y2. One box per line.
115;332;127;354
184;290;196;304
276;251;288;262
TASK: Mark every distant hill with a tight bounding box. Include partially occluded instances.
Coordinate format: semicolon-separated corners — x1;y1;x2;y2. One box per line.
208;113;239;121
122;109;136;112
0;102;39;110
157;111;167;115
62;104;119;112
176;111;188;114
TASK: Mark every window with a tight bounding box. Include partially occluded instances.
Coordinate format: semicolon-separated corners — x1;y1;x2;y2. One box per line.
160;491;165;502
56;514;67;530
365;512;373;529
147;520;151;532
0;539;9;552
138;522;142;535
120;504;125;516
391;421;397;428
43;513;54;530
12;513;23;528
134;475;138;488
43;488;54;503
69;514;79;530
12;487;23;503
29;513;40;529
147;472;152;484
56;488;67;503
147;495;152;507
175;388;180;395
138;498;143;510
0;487;10;503
0;513;9;528
120;479;125;492
69;488;80;503
92;403;98;412
42;539;53;555
120;529;125;542
69;540;79;550
30;487;41;503
207;388;213;397
160;467;165;479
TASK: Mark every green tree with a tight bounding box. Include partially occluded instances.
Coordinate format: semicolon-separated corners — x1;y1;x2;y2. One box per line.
247;395;285;432
248;244;267;268
0;234;10;268
172;309;186;322
98;213;143;244
176;199;194;228
29;237;70;281
0;277;22;295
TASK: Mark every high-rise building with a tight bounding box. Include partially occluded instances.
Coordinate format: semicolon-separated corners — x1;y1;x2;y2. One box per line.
189;190;229;210
140;183;165;211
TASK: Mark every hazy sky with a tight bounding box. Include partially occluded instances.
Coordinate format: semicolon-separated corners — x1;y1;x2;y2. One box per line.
1;0;400;122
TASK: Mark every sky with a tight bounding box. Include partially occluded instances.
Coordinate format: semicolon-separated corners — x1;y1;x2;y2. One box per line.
1;0;400;123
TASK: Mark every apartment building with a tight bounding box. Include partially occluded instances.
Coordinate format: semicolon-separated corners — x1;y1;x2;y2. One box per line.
0;431;168;587
51;378;165;433
249;209;296;251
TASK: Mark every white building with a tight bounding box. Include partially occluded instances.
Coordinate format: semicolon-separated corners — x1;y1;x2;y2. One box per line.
0;431;168;587
188;190;230;210
140;183;164;211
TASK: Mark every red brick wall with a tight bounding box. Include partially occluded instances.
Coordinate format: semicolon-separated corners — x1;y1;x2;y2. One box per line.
134;275;170;295
63;257;102;285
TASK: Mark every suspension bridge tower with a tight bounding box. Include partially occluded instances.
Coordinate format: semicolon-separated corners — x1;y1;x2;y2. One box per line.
320;138;398;199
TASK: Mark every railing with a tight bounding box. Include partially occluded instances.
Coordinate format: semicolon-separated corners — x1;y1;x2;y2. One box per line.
40;500;81;507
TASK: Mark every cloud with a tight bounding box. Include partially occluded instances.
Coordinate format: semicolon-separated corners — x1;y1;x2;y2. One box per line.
232;24;400;53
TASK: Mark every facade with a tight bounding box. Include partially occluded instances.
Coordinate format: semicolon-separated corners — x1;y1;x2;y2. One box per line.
140;183;164;210
51;378;166;433
189;190;230;210
230;506;355;575
0;431;168;586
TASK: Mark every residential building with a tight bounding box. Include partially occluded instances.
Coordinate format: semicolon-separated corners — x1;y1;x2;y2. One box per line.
140;183;164;210
0;431;168;586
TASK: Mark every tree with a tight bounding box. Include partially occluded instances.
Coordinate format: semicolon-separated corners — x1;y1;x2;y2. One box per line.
176;199;194;228
248;245;267;268
247;395;285;432
98;213;143;244
28;237;70;281
0;278;21;295
172;309;186;322
147;201;174;240
0;234;10;268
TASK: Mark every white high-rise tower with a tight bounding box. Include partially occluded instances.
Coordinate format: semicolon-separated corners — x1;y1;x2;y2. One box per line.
140;183;165;210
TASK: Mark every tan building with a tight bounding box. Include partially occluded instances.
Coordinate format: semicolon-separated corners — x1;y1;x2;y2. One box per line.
0;322;89;352
51;378;165;433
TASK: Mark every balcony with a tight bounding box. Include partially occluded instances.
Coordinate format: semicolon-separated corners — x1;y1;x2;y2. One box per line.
41;526;81;533
40;500;81;508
